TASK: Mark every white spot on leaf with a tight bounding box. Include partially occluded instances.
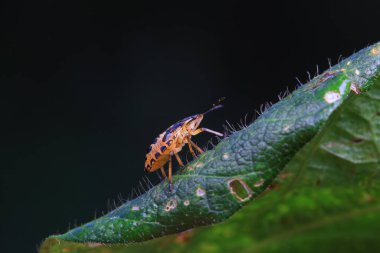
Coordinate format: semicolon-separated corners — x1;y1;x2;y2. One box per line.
196;163;204;168
371;46;380;55
196;187;206;197
324;91;341;104
165;199;177;212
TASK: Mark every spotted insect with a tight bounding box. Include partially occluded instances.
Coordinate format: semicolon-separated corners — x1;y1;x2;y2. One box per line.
145;103;224;191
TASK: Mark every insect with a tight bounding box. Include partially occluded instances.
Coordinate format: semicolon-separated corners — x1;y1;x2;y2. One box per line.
145;100;224;191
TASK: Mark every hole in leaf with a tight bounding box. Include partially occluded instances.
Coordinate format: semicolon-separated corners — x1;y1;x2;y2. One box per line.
165;199;177;212
351;137;364;144
228;178;253;202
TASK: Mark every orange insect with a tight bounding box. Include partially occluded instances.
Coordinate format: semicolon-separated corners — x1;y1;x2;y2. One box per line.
145;101;224;191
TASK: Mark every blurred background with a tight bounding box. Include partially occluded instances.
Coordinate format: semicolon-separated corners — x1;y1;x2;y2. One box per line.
1;1;379;252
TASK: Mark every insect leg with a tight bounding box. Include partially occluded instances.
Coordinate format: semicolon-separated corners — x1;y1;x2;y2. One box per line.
174;153;184;167
192;127;223;137
187;137;204;155
160;167;167;179
168;154;173;192
186;137;198;158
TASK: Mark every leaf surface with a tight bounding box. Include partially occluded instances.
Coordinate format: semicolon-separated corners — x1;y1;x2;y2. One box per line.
40;43;380;253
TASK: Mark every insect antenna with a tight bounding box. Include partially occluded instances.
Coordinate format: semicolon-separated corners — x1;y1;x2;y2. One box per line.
202;104;223;115
213;96;225;106
202;97;225;115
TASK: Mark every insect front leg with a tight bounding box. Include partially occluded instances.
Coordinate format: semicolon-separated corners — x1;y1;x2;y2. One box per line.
192;127;223;137
186;136;204;156
168;152;173;192
186;136;198;158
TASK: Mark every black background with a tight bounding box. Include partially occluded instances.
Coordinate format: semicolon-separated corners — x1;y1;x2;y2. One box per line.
1;1;379;252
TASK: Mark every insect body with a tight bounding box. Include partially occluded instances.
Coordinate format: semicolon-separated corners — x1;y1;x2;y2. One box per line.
145;104;224;191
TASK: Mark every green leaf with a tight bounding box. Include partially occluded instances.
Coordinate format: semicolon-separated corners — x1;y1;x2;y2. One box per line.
40;43;380;252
